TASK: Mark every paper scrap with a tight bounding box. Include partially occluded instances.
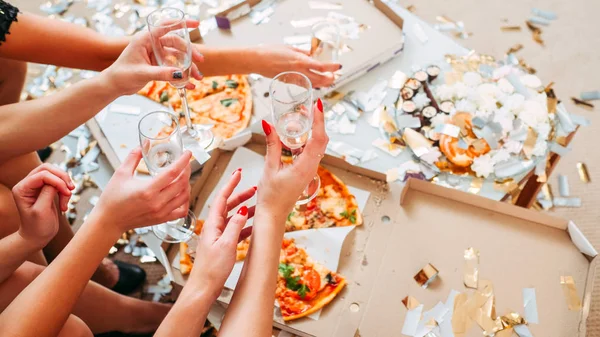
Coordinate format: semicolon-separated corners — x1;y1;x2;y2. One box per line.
435;124;461;138
560;276;582;311
577;162;591;183
402;304;424;336
531;8;557;20
514;324;534;337
528;16;550;26
549;142;570;156
553;197;581;208
372;138;404;157
452;293;471;336
463;248;479;288
580;90;600;101
413;23;429;44
522;288;539;324
558;174;569;197
567;221;598;257
439;290;460;337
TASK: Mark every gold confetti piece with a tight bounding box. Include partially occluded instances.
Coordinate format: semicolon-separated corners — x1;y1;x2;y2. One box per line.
522;128;538;159
571;97;595;108
577;162;591;183
506;43;523;55
561;276;582;311
310;36;321;57
406;4;416;12
545;87;558;113
436;15;456;24
542;183;553;200
495;328;514;337
500;311;527;326
402;296;421;310
501;25;521;32
518;58;537;74
464;248;480;289
468;177;484;194
526;21;544;45
452;293;472;336
324;90;345;101
413;263;439;288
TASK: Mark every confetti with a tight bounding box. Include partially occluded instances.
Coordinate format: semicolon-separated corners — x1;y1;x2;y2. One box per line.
577;162;591;183
413;263;439;288
571;97;594;108
525;21;544;45
560;276;582;311
501;25;521;32
463;248;479;289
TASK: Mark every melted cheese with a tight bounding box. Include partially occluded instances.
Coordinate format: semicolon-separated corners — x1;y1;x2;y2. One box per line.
319;197;346;220
287;212;307;230
312;261;330;291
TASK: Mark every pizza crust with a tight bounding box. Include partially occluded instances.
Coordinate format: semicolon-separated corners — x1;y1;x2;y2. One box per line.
281;278;347;321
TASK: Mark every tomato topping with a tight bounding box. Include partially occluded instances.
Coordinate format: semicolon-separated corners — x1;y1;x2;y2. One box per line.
290;268;320;301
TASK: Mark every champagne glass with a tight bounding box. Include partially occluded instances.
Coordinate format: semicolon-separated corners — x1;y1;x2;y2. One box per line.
310;21;340;63
269;72;320;205
138;111;196;243
147;7;214;148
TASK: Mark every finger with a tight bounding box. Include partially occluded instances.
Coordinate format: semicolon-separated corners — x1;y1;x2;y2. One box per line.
226;205;255;223
26;164;74;190
119;147;143;176
159;163;191;202
152;151;192;189
304;58;342;73
34;185;59;213
207;169;242;232
141;65;190;83
185;82;196;90
238;225;253;243
261;120;282;173
158;189;190;221
288;45;311;56
226;186;256;212
22;171;72;198
222;207;248;246
191;46;205;63
307;71;335;88
185;19;200;29
190;63;203;81
158;34;189;53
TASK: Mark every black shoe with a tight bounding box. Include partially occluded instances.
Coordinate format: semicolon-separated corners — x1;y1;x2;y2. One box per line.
111;260;146;295
36;146;53;162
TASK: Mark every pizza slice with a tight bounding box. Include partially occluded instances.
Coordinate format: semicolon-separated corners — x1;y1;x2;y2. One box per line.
179;219;204;276
276;238;346;321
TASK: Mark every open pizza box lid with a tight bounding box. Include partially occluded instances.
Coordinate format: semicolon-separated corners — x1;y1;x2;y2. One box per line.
198;0;405;97
166;134;596;337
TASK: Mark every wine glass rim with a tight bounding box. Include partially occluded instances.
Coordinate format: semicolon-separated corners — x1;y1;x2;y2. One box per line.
146;7;186;28
269;71;312;105
138;111;180;141
312;20;340;31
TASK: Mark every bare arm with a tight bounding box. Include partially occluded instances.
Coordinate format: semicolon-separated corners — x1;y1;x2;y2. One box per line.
0;148;192;337
0;12;128;71
0;232;46;283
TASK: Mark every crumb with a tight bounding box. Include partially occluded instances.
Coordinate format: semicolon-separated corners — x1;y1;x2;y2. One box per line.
361;255;368;266
120;144;127;148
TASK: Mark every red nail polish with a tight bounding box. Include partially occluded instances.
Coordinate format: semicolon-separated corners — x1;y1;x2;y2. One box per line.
317;98;323;112
253;186;257;191
232;168;241;175
237;206;248;216
262;120;271;135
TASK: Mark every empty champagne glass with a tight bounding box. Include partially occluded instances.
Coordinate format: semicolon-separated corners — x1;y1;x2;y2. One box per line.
269;72;320;205
138;111;195;243
147;7;214;148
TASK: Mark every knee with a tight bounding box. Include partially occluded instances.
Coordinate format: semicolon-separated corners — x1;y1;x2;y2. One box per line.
58;315;93;337
0;183;20;238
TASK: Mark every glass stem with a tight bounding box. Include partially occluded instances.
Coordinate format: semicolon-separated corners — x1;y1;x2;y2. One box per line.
177;87;194;132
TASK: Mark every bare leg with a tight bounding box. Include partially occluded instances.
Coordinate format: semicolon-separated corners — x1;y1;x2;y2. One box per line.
58;315;94;337
0;262;171;334
0;57;26;105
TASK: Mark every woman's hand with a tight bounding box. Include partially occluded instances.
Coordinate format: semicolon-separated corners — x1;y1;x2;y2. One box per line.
257;99;329;223
252;46;341;88
103;20;204;95
12;164;75;247
187;170;256;298
92;147;192;234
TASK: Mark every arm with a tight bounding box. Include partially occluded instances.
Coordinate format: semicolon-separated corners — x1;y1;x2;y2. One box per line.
0;30;201;163
0;148;193;337
219;104;328;336
0;12;128;71
0;164;74;283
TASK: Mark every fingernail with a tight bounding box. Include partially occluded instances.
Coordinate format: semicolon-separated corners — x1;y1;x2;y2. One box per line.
317;98;323;112
172;71;183;79
237;206;248;216
232;168;241;175
338;64;343;70
253;186;257;191
261;120;271;135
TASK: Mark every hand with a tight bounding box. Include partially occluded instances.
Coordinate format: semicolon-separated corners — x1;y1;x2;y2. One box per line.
188;170;257;298
103;20;205;95
92;147;192;234
257;99;329;222
253;46;341;88
12;164;75;246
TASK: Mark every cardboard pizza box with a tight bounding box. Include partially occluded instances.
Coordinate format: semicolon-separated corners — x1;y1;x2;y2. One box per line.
167;133;596;337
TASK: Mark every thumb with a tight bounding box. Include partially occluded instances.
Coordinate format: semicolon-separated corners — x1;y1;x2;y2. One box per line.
34;185;58;213
144;66;186;83
120;147;143;176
